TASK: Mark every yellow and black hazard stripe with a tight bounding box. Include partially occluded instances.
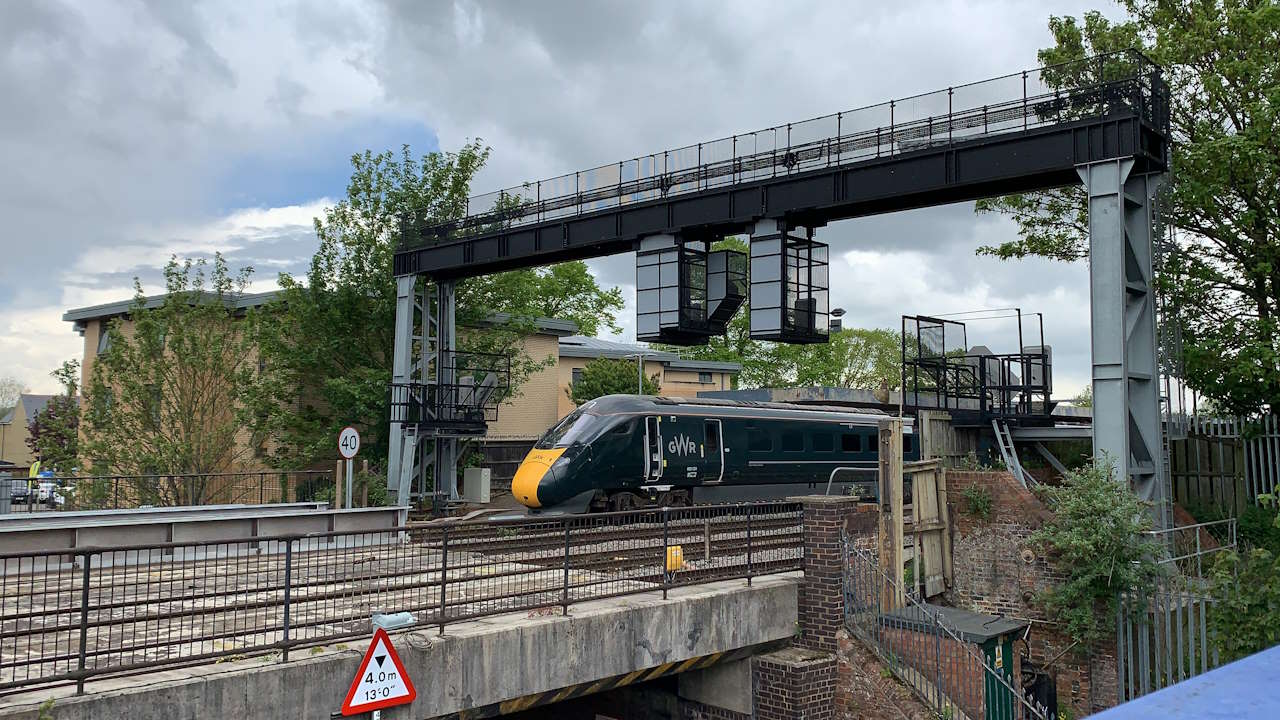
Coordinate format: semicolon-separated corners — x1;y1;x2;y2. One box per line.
442;642;780;720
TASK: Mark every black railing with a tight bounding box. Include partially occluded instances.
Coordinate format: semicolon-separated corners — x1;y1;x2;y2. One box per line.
0;501;802;695
2;470;333;512
404;49;1165;245
905;352;1053;420
389;351;512;429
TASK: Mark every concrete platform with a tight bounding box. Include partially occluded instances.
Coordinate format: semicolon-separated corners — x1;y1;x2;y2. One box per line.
0;574;800;720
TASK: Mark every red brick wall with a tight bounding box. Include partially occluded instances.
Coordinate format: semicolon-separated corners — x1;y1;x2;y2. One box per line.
753;649;836;720
946;471;1119;715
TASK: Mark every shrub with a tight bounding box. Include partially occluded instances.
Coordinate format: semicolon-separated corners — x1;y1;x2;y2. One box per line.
961;485;993;521
1031;459;1163;644
1207;494;1280;663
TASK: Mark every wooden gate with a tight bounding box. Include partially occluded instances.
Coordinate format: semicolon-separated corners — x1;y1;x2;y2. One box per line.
878;419;953;602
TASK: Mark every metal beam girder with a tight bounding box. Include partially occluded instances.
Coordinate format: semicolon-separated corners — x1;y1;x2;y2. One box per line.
1079;159;1166;524
387;275;419;505
395;116;1166;279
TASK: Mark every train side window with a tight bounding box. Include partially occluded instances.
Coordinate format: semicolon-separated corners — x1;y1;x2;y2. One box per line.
748;429;771;452
813;433;833;452
868;433;879;456
782;432;804;452
841;434;861;452
904;435;913;453
705;420;720;453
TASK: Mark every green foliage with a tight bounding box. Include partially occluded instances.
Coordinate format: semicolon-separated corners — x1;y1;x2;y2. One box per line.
25;360;80;472
248;144;621;468
82;255;257;500
961;485;993;522
568;358;660;405
1031;459;1164;645
976;4;1280;415
1184;497;1280;557
671;238;902;390
1071;385;1092;408
1208;495;1280;663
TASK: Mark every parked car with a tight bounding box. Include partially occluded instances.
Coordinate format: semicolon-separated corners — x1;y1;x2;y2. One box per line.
7;478;32;503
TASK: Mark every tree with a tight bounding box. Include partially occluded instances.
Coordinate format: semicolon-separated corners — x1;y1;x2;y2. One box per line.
249;144;624;469
1031;458;1163;645
1071;384;1093;408
975;4;1280;414
568;358;659;405
25;360;80;472
771;328;902;389
0;376;27;419
82;255;256;503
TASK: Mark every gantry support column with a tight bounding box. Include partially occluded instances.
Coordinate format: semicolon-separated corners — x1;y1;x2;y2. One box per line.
1078;159;1166;525
387;275;420;506
433;279;460;507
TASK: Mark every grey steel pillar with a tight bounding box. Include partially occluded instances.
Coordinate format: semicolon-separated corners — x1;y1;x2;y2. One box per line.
387;275;418;504
433;279;460;506
1079;159;1166;524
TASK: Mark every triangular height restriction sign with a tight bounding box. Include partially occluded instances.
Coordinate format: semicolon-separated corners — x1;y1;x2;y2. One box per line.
340;628;417;715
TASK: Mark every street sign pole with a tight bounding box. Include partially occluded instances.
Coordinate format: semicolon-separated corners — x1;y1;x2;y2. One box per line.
338;426;361;508
346;458;354;509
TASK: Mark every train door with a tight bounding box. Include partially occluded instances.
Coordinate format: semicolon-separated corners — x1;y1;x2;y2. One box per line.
661;414;703;482
644;416;663;482
702;419;724;483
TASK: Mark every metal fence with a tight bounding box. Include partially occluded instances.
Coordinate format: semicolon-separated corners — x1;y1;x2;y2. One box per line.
0;501;801;695
1146;518;1236;578
406;49;1165;244
1170;414;1280;516
842;536;1051;720
2;470;333;512
1116;586;1219;703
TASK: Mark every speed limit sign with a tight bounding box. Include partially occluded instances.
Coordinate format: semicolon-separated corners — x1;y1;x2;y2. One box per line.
338;426;360;459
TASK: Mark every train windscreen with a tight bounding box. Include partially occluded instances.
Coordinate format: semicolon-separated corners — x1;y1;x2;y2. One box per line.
535;407;603;449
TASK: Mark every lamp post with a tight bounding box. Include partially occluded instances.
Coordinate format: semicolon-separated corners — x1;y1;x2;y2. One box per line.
624;352;655;394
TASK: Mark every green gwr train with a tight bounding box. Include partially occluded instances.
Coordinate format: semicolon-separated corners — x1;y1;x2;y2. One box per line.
512;394;918;513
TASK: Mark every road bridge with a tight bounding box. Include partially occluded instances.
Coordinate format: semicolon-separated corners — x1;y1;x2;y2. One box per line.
0;497;877;720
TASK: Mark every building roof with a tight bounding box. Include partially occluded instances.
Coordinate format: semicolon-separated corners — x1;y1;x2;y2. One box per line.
63;290;579;337
17;394;54;425
557;335;741;372
0;408;13;425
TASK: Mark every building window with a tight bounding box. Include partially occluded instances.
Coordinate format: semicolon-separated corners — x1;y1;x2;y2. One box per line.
571;367;583;386
812;433;833;452
698;371;713;384
96;325;112;354
842;433;862;452
904;435;913;453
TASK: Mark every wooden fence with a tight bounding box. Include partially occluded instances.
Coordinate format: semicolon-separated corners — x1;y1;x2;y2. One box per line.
1170;415;1280;516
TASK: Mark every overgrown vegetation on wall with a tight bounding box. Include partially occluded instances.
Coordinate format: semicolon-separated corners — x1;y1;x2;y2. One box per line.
1031;460;1163;645
1208;495;1280;663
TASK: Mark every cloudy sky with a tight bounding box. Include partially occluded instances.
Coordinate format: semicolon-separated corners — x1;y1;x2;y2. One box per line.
0;0;1118;396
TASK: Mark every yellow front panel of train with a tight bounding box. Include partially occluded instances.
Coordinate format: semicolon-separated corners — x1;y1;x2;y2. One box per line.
512;447;565;508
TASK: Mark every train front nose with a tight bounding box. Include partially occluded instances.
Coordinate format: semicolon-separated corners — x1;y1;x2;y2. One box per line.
512;448;566;508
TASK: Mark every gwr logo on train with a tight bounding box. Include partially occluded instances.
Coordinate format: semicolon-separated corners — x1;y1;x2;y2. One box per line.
667;433;699;457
